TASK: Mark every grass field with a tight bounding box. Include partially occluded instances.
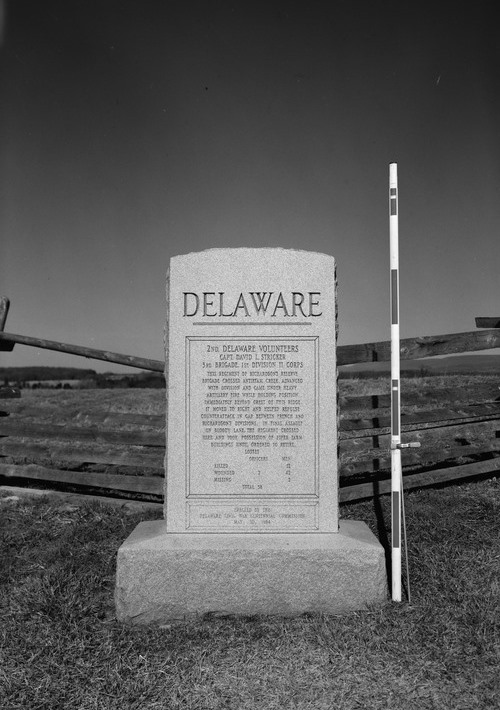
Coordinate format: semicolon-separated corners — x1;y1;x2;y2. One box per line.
14;372;499;408
1;477;499;710
1;375;499;708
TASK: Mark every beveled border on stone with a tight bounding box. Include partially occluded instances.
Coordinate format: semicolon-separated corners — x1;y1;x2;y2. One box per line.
115;520;388;624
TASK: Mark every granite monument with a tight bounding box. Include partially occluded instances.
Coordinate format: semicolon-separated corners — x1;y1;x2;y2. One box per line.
115;248;387;623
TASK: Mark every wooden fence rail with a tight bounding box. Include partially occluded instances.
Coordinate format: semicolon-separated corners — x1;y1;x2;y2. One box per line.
1;295;498;504
2;327;500;368
1;384;499;504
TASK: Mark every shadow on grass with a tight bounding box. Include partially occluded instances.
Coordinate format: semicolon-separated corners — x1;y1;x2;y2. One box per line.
372;482;392;591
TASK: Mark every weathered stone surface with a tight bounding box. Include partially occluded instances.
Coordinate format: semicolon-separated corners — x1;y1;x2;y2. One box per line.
115;520;387;623
164;248;338;533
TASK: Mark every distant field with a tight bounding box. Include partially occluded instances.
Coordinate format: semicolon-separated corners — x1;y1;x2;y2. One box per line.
16;372;499;411
340;372;499;398
340;353;500;377
11;386;167;416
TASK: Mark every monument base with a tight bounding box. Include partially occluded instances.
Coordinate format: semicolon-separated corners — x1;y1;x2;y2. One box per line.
115;520;388;624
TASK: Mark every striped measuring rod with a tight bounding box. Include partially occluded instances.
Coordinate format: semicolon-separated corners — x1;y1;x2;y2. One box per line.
389;162;402;602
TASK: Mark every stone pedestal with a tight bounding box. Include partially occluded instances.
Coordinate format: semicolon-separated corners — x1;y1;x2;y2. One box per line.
115;520;387;623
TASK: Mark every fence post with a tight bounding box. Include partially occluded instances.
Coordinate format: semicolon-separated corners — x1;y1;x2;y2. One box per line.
0;297;14;351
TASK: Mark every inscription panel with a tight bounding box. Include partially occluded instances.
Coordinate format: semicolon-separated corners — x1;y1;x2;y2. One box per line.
187;501;319;531
186;337;318;500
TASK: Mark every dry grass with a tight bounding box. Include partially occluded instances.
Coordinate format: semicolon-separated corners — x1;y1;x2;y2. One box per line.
20;388;166;416
1;478;499;709
15;373;500;419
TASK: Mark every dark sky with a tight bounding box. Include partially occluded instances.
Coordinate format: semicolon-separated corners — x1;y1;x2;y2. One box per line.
1;1;499;370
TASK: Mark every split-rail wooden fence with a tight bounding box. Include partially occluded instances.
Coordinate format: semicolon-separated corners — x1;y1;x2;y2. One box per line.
0;297;499;504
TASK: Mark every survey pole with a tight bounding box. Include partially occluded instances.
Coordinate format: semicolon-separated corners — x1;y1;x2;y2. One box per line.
390;162;402;602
